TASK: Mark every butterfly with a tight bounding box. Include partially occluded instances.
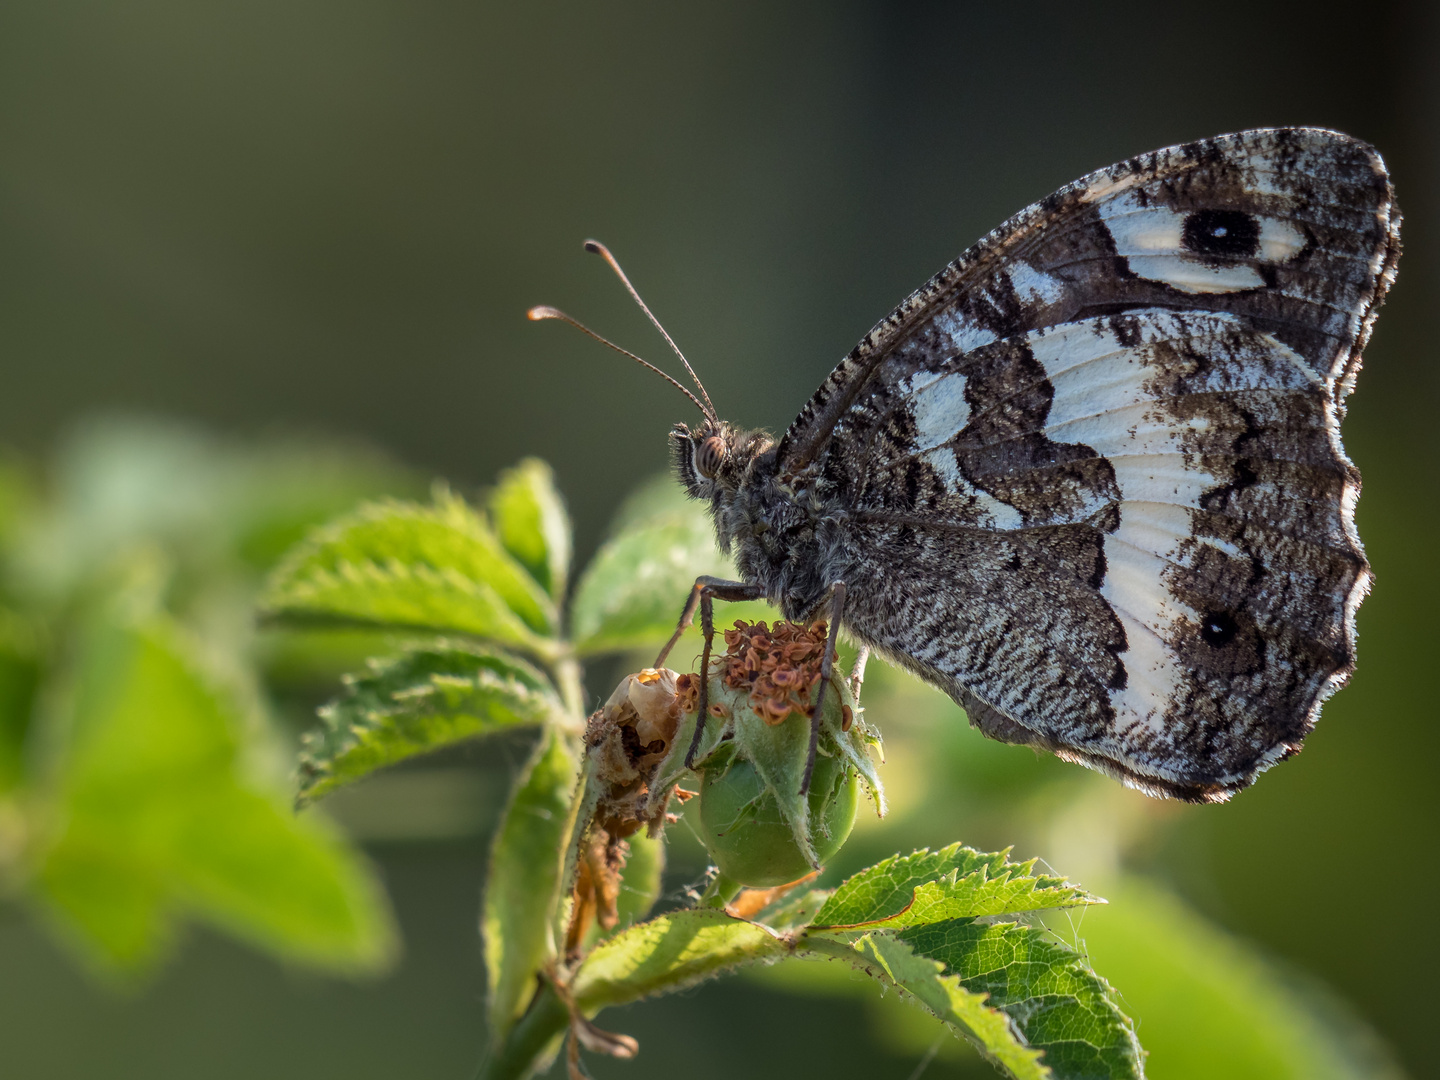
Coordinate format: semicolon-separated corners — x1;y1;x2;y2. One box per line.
533;128;1400;803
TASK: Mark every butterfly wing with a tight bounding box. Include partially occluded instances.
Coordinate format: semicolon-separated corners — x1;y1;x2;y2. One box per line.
787;129;1399;801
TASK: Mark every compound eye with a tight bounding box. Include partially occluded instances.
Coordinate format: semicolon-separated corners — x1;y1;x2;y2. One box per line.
696;436;727;478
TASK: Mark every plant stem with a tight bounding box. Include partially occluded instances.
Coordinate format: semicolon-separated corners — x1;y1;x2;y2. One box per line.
699;872;744;909
477;981;571;1080
552;651;586;722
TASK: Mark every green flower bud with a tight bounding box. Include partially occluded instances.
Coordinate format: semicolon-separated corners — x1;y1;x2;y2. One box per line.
698;739;860;887
683;620;885;886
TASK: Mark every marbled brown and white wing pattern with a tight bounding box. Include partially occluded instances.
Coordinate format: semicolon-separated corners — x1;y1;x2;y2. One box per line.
785;129;1399;801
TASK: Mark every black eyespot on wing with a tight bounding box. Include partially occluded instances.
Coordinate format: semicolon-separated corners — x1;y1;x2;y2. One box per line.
1199;611;1239;646
1181;209;1261;259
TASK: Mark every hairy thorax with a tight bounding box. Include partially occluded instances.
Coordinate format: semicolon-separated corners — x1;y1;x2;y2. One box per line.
672;419;852;622
724;460;842;622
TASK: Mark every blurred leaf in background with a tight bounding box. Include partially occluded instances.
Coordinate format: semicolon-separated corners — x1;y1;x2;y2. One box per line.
0;416;413;980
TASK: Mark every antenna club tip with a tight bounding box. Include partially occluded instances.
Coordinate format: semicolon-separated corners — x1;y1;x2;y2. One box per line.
583;239;607;256
527;305;559;321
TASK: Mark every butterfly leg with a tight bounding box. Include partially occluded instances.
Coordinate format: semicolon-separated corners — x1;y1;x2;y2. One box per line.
801;582;847;795
654;576;760;666
664;576;764;770
653;582;703;669
849;645;870;708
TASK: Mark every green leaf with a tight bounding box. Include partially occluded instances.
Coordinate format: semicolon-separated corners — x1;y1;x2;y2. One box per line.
803;932;1049;1080
571;908;786;1011
489;458;571;601
813;843;1091;928
32;609;397;977
569;490;771;656
878;871;1097;929
602;472;692;535
897;919;1142;1080
569;474;777;656
261;491;557;647
297;642;564;805
483;726;579;1039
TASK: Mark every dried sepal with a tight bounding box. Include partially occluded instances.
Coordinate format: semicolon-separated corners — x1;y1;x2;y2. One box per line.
724;871;821;920
558;976;639;1080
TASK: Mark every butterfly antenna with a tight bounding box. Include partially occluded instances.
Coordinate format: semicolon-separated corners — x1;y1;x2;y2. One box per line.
583;240;718;423
526;305;710;418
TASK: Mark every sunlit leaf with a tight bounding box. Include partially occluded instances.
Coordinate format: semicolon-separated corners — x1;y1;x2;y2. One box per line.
804;932;1049;1080
32;609;397;977
483;726;579;1039
37;845;172;972
261;491;557;647
897;919;1142;1079
296;642;563;805
813;844;1096;929
489;458;571;601
571;908;786;1011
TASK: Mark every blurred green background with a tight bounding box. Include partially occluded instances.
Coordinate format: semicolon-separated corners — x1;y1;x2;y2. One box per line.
0;1;1435;1077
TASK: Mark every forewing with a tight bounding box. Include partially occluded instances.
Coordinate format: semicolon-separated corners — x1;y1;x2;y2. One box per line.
800;129;1398;801
781;128;1399;467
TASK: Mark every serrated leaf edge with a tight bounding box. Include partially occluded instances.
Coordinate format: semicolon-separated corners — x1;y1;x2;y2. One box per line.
295;647;563;804
810;861;1100;930
261;495;558;640
811;843;1094;929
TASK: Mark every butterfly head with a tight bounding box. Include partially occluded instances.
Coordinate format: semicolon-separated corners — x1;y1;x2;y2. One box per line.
670;420;773;503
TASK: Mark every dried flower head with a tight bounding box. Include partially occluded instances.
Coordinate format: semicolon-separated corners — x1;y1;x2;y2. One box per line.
720;620;829;726
584;668;687;839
